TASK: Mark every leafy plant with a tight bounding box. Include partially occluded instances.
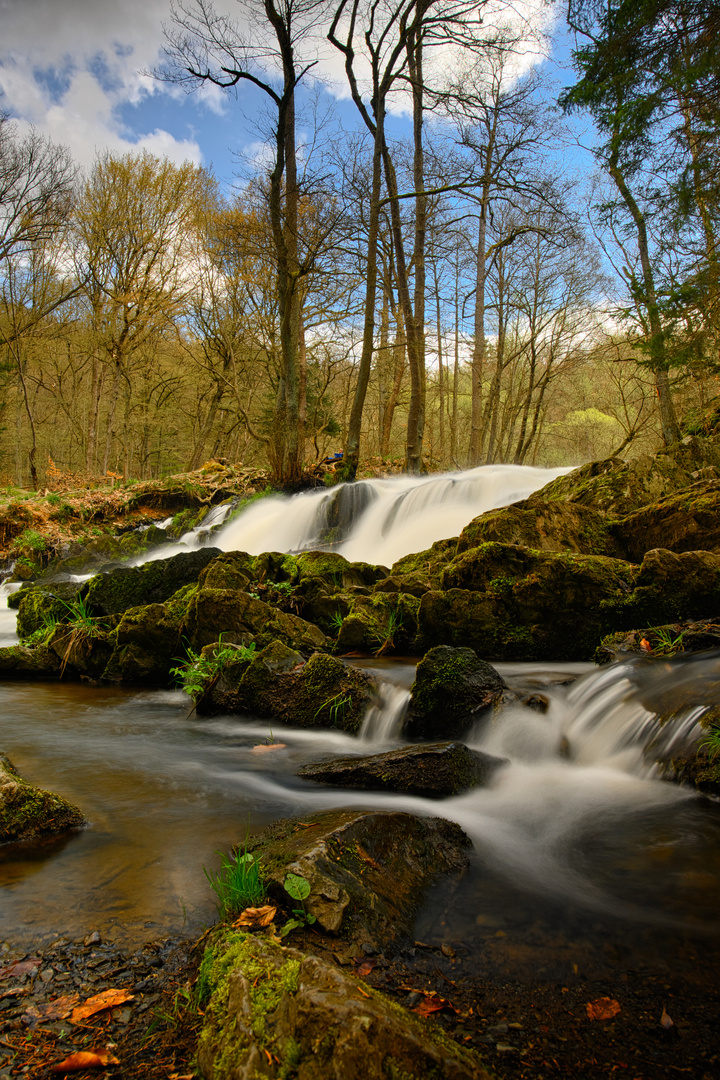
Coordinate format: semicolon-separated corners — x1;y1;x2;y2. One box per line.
61;595;104;637
170;636;256;702
204;848;266;920
699;721;720;762
279;872;316;937
16;529;47;553
328;609;345;634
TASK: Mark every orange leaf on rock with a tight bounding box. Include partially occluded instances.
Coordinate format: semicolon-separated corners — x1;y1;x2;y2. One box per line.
357;961;376;978
639;638;653;653
50;1048;120;1072
586;997;621;1021
233;905;277;929
69;988;134;1023
413;994;451;1018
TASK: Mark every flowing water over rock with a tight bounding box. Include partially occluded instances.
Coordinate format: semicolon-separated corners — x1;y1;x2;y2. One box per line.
1;655;719;958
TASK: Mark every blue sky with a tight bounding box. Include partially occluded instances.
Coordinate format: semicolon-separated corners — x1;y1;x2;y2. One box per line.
0;0;590;192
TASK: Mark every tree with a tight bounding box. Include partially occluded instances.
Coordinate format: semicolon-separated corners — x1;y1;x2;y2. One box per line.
162;0;328;487
75;151;208;476
560;0;720;443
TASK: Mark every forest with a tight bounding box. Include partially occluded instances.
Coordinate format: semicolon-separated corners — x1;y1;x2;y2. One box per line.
0;0;717;489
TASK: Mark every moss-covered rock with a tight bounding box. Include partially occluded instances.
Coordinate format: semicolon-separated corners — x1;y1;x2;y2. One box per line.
246;809;471;943
405;647;506;739
199;645;374;733
613;479;720;562
297;741;507;798
197;931;491;1080
0;644;62;678
84;547;221;615
457;500;623;557
0;753;85;843
46;621;115;680
101;601;185;685
15;584;81;639
596;618;720;664
186;587;328;655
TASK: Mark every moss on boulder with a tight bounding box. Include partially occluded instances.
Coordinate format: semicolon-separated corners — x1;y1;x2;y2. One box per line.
1;753;85;843
197;930;491;1080
199;644;374;733
406;647;506;739
84;547;221;615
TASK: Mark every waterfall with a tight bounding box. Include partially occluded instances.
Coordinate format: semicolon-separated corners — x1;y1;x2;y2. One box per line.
214;463;572;566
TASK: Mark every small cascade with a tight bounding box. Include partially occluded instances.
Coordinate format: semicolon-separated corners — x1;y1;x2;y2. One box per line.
359;682;411;743
0;581;20;647
215;463;572;566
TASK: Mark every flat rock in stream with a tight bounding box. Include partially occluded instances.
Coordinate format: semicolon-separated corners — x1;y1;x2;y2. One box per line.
297;741;507;798
0;753;86;843
198;933;492;1080
247;809;471;945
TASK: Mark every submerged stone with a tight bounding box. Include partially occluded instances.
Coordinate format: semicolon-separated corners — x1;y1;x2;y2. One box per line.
0;753;85;843
297;741;507;798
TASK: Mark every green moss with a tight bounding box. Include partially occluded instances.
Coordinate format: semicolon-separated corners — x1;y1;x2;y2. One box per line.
0;755;85;842
198;932;301;1079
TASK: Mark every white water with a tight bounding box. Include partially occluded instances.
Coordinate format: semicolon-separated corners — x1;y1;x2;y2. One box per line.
212;464;572;567
1;652;719;948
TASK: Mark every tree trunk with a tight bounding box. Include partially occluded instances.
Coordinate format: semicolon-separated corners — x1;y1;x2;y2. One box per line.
404;21;426;474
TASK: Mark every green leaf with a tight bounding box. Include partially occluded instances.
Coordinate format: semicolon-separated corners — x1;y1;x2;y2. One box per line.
279;918;303;938
284;872;311;901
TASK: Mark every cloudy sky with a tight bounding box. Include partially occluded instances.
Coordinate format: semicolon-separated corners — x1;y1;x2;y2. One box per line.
0;0;569;188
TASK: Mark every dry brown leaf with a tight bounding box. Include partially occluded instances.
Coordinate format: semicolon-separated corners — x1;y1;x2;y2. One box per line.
69;988;134;1023
233;905;277;929
50;1048;120;1072
251;743;287;754
356;960;376;978
22;994;80;1024
413;994;450;1018
640;638;653;653
586;997;621;1021
0;958;41;980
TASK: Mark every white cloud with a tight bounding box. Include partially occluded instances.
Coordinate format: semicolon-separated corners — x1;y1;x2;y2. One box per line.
0;0;208;167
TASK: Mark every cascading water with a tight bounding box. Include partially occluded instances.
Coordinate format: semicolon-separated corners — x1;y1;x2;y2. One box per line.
211;463;573;566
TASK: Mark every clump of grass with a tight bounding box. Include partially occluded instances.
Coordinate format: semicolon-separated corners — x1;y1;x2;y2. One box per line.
170;636;256;702
204;848;265;920
699;721;720;762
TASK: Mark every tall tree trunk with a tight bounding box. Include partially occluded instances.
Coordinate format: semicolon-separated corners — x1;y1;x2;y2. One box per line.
380;311;406;456
341;114;385;481
404;20;426;474
608;144;680;445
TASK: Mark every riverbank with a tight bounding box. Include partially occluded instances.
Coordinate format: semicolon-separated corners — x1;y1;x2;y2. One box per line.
2;909;719;1080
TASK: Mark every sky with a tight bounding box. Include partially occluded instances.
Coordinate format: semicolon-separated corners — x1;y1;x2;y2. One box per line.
0;0;582;191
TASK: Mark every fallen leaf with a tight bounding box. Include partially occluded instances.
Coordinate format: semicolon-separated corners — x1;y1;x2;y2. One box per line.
251;743;287;754
22;995;80;1024
441;943;456;958
0;958;41;979
357;960;376;978
640;638;653;653
660;1005;674;1029
69;988;134;1023
296;822;319;828
50;1049;120;1072
413;994;450;1018
233;905;277;929
586;997;621;1021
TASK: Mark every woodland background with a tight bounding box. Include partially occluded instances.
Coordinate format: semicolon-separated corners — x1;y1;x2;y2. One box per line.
0;0;717;489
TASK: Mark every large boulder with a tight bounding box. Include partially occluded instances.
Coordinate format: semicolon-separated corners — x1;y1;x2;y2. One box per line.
405;646;506;739
297;741;507;798
457;499;623;557
1;754;86;843
197;933;491;1080
185;587;328;654
613;479;720;562
83;547;221;615
198;645;375;734
246;809;471;943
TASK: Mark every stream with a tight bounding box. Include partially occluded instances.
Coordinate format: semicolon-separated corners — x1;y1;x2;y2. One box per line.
2;463;720;996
